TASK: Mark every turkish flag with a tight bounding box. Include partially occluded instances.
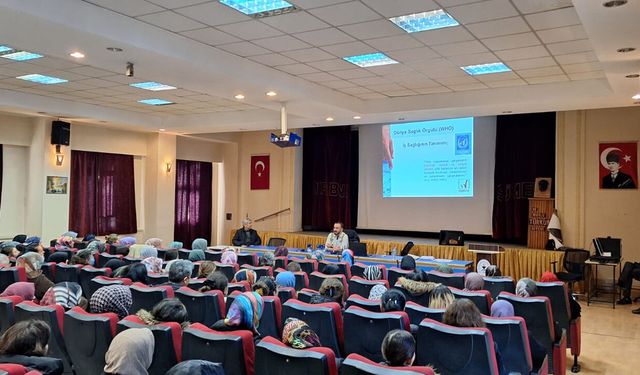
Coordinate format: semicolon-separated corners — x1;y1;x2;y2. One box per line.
599;142;637;189
251;155;270;190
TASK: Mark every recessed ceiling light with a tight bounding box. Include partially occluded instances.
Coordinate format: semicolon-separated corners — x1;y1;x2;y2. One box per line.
69;51;85;59
130;81;177;91
326;117;334;122
344;53;398;68
219;0;296;18
159;128;166;132
353;115;362;120
461;62;511;75
234;94;245;99
138;99;174;106
266;91;277;97
389;9;459;33
625;74;640;78
617;47;635;53
106;47;123;52
16;74;68;85
632;94;640;100
603;0;627;7
1;50;43;61
502;111;513;114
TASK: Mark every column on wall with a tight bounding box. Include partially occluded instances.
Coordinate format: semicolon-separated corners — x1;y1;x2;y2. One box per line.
144;133;176;241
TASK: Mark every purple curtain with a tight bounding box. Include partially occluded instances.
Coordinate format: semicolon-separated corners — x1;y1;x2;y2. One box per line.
174;159;212;248
492;113;556;244
69;150;137;236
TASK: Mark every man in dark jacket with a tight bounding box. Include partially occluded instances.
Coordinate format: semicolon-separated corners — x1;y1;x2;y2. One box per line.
602;152;636;188
232;218;262;246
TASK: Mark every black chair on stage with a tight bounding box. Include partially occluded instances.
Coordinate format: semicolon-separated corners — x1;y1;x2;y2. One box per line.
552;248;589;293
268;237;287;247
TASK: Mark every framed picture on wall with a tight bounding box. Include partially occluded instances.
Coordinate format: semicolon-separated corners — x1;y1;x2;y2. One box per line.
46;176;68;194
599;142;637;189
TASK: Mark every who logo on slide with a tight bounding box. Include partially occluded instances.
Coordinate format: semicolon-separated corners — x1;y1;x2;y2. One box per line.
455;133;471;155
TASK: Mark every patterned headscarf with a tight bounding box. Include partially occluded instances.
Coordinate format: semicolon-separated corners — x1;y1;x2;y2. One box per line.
282;317;322;349
368;284;387;300
491;300;515;318
17;252;44;275
274;246;288;257
63;231;78;239
516;278;537;298
275;271;296;288
363;265;382;280
464;272;485;291
192;238;208;251
55;236;74;250
312;250;325;261
224;292;263;332
105;234;119;244
40;282;83;309
86;241;106;253
0;241;19;252
90;285;132;319
259;253;275;267
341;249;354;266
127;244;146;258
233;269;257;285
221;249;237;265
169;241;183;250
119;237;136;247
145;238;163;249
141;257;164;274
189;250;206;262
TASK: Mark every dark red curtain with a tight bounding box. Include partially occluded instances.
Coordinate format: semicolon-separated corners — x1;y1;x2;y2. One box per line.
69;150;137;236
174;160;212;248
492;112;556;244
302;126;358;231
0;145;3;211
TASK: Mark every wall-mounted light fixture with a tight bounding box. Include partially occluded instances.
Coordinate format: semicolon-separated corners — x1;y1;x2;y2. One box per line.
55;144;64;166
165;161;172;173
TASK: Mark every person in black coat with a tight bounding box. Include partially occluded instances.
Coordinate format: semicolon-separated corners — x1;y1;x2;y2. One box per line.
232;218;262;246
0;320;63;375
601;152;636;188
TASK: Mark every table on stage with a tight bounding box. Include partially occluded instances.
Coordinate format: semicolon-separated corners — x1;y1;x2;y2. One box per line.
210;245;472;273
585;258;622;309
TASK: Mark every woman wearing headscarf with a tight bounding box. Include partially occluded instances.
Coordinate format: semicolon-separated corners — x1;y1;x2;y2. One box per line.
341;249;354;266
464;272;485;291
515;278;537;298
368;284;387;300
253;276;277;296
105;234;119;245
0;282;35;301
0;241;21;260
90;285;132;319
40;282;86;310
258;252;275;267
400;256;416;271
71;249;95;266
140;246;163;274
189;250;206;262
145;238;163;249
211;291;264;336
221;248;238;265
86;240;106;254
136;298;190;329
169;241;183;250
127;244;146;258
281;317;322;349
12;235;27;244
436;264;453;274
274;246;288;258
54;236;74;251
192;238;208;251
104;328;154;375
83;234;96;243
119;237;136;247
363;265;382;281
18;252;53;301
233;269;257;285
275;271;296;289
25;236;44;256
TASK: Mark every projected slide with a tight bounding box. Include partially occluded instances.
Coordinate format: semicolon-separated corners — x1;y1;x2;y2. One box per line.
382;117;474;198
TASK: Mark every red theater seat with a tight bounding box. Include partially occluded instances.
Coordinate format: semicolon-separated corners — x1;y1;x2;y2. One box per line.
345;294;382;313
258;296;282;340
79;266;111;298
54;264;82;283
274;256;288;270
387;268;413;288
426;271;465;289
129;283;174;313
205;250;222;262
294;259;318;275
348;277;389;298
309;272;348;296
176;287;225;327
483;277;515;300
449;287;493;315
0;363;43;375
214;262;240;282
237;253;258;267
276;287;297;304
255;336;337;375
242;264;273;278
404;302;444;325
318;261;351;279
341;353;435;375
63;307;118;375
0;267;27;292
97;253;123;268
86;276;131;299
0;296;23;334
228;281;251;294
182;323;255;375
296;288;319;304
282;299;344;358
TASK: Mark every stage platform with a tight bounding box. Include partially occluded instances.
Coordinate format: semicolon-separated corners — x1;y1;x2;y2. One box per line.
227;230;564;282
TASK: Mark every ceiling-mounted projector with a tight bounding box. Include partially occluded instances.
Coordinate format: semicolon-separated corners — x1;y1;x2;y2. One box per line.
270;104;302;148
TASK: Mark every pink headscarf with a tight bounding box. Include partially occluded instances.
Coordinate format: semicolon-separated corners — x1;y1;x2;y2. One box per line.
1;282;35;301
221;249;238;265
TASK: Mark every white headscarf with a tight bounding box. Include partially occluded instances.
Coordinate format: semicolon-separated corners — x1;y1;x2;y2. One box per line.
104;328;154;375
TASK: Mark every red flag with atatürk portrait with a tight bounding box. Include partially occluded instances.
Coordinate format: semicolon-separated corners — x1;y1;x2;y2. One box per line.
599;142;637;189
251;155;270;190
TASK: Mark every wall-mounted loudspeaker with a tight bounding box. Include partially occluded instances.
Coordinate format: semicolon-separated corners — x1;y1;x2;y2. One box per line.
534;177;552;198
51;120;70;146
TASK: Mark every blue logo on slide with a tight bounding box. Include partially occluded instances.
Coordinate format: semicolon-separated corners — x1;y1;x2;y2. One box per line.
455;133;471;155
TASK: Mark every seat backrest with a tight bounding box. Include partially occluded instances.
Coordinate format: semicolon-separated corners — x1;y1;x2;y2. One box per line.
351;263;386;280
63;307;118;375
393;285;429;307
276;287;297;304
536;281;572;346
282;299;344;357
482;315;533;375
404;302;444;325
343;306;410;363
86;276;128;299
228;281;251;294
79;267;110;298
117;316;182;375
318;261;351;279
297;289;319;304
295;259;318;275
426;271;465;289
563;248;590;275
214;262;239;282
97;253;122;268
255;336;338;375
341;353;436;375
147;273;170;285
242;265;273;279
205;250;222;262
293;272;309;291
416;319;499;375
0;296;23;335
14;302;72;373
0;267;27;292
449;288;493;315
176;287;225;327
178;249;191;259
41;262;56;282
309;272;348;296
182;323;255;375
129;283;173;313
345;295;382;312
237;253;258;267
387;268;413;288
258;296;282;339
267;237;287;247
348;277;389;298
54;264;82;283
482;277;514;300
274;257;288;270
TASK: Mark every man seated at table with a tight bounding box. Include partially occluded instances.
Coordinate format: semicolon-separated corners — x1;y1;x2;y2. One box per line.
232;218;262;247
325;222;349;254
